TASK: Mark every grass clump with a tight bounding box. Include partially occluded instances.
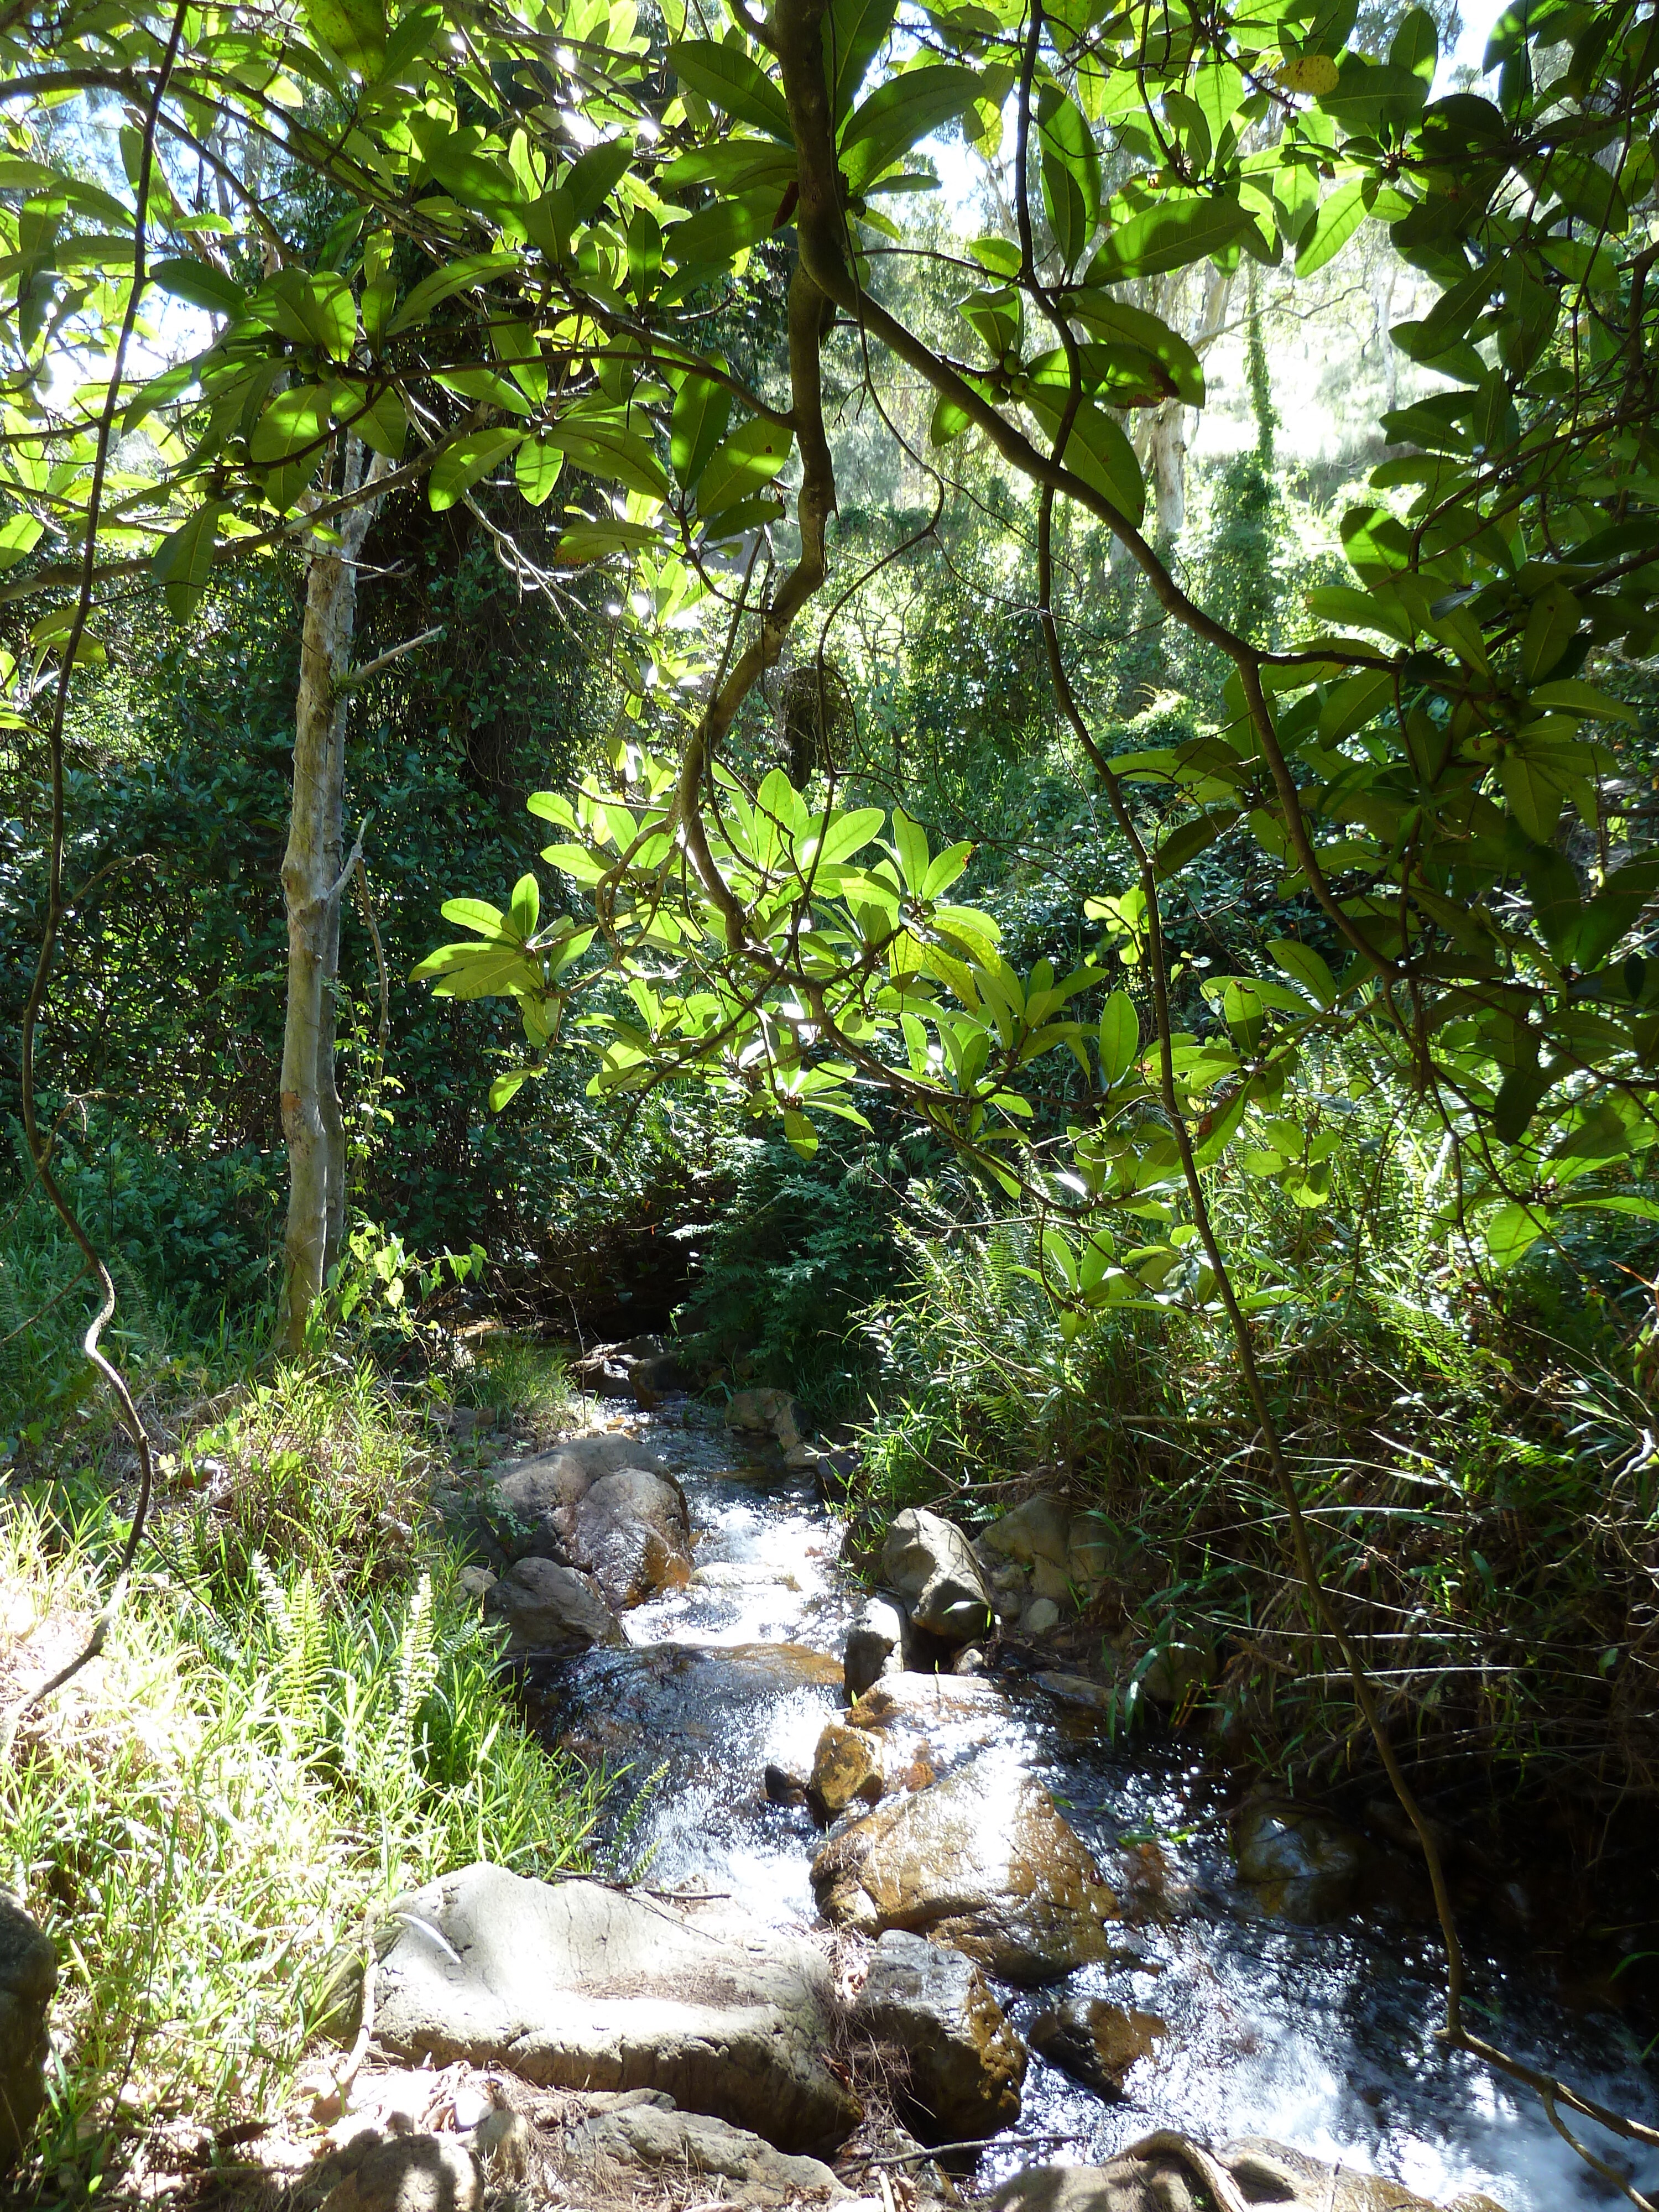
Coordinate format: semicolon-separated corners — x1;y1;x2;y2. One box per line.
0;1357;608;2204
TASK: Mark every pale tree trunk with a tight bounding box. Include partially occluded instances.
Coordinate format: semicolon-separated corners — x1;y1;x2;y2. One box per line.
276;437;386;1354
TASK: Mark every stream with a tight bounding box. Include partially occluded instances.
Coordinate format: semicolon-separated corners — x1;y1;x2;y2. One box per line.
521;1396;1659;2210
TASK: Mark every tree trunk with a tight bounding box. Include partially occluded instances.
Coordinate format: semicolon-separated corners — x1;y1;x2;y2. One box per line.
276;439;384;1355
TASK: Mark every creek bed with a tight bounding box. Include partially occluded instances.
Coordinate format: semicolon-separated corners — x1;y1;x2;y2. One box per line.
520;1398;1659;2209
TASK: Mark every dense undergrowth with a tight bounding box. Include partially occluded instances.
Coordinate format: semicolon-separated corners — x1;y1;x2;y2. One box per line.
848;1082;1659;1829
0;1317;609;2204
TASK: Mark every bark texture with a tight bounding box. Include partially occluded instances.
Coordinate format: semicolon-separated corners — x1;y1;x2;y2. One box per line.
277;441;384;1353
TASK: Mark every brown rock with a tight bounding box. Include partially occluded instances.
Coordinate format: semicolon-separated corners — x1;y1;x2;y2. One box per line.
489;1434;670;1564
1029;1998;1164;2098
851;1929;1025;2143
0;1893;56;2172
482;1557;624;1652
570;1465;692;1608
810;1723;885;1815
881;1509;994;1645
811;1761;1119;1983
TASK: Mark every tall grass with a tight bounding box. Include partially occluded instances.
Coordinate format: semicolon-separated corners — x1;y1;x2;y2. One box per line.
0;1341;609;2201
851;1104;1659;1808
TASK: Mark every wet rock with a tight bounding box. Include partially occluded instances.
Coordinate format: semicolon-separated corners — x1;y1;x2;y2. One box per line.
811;1722;886;1816
692;1562;800;1589
811;1761;1120;1983
844;1672;1010;1788
726;1388;805;1453
570;1465;692;1608
844;1597;907;1700
571;2101;848;2203
1233;1801;1362;1924
372;1864;859;2154
489;1434;669;1564
1219;2139;1505;2210
764;1763;812;1808
952;1645;988;1676
629;1351;689;1406
1028;1998;1164;2098
1035;1671;1117;1715
0;1894;55;2172
851;1929;1025;2143
482;1558;624;1653
881;1510;994;1646
318;2131;481;2212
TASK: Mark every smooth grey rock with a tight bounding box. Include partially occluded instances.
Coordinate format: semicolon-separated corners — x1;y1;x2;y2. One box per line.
489;1434;669;1565
570;1465;692;1608
880;1509;994;1646
482;1558;624;1652
1021;1597;1062;1636
572;2101;848;2202
844;1597;907;1700
1218;2139;1505;2211
1139;1639;1214;1706
373;1864;859;2154
1233;1801;1362;1924
0;1893;55;2172
318;2131;481;2212
812;1762;1120;1983
851;1929;1025;2142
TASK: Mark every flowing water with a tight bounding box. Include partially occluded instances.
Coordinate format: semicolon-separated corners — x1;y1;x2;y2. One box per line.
523;1399;1659;2209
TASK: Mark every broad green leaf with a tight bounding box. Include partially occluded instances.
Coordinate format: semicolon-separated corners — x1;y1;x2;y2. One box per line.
565;139;634;221
551;419;671;503
891;807;929;894
1296;178;1366;276
515;434;563;507
671;373;732;489
250;384;332;465
1099;989;1139;1084
1066;294;1204;405
385;251;521;337
825;0;898;118
150;500;226;622
509;872;540;939
1270;938;1337;1006
1027;394;1144;523
1087;197;1258;284
356;385;407;460
668;39;794;140
840;64;980;197
1522;581;1581;682
696;416;794;518
1037;85;1100;273
300;0;387;72
1485;1200;1545;1269
439;898;506;933
429;427;524;510
1498;752;1564;844
0;513;44;570
1528;679;1635;724
150;258;245;316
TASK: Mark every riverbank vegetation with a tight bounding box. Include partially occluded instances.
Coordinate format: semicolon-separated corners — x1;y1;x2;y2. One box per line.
6;0;1659;2193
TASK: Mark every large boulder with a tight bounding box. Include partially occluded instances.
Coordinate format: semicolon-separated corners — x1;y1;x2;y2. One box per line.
851;1929;1025;2143
0;1895;55;2172
489;1435;670;1564
810;1722;886;1817
977;1495;1118;1620
482;1558;624;1653
811;1762;1119;1983
371;1865;859;2155
880;1510;994;1645
569;2096;848;2204
844;1597;907;1701
1233;1801;1362;1924
1028;1997;1164;2099
570;1467;692;1609
990;2141;1501;2212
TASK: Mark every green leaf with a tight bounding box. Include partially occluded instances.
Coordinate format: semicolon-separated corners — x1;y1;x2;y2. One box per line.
840;64;980;196
784;1108;820;1157
150;257;246;316
1530;678;1635;725
551;419;671;503
1296;178;1366;276
250;384;332;465
489;1070;533;1112
671;373;732;489
515;435;563;507
356;385;407;460
921;840;971;897
696;415;793;518
0;513;44;571
891;807;929;894
1026;394;1144;523
1154;807;1238;879
150;500;226;622
1522;580;1582;683
509;872;540;939
1498;752;1564;845
1269;938;1337;1006
1099;989;1139;1084
1087;197;1258;284
1037;85;1100;272
668;39;794;140
1066;295;1204;405
300;0;387;72
1485;1200;1546;1269
384;251;521;338
825;0;898;119
1494;1065;1549;1145
429;427;524;510
565;139;635;222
